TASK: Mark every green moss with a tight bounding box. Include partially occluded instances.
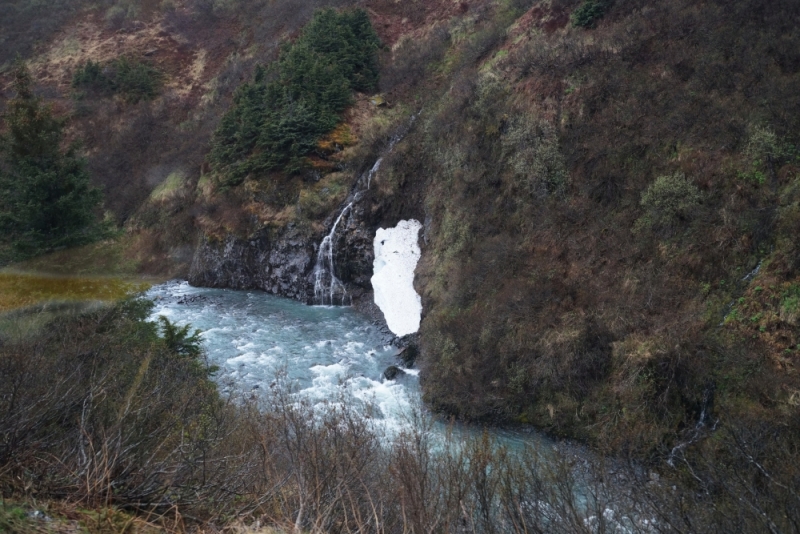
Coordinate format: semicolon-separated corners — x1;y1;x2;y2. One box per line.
150;170;187;201
297;172;350;221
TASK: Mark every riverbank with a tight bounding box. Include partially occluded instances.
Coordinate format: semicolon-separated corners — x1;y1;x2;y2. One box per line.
1;284;798;532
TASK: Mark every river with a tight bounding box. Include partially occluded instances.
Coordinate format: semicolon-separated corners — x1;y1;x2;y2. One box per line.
146;280;545;448
148;280;421;435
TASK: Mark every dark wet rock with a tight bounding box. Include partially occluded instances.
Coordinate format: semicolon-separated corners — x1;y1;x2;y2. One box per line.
397;343;419;368
188;225;316;302
393;333;419;349
176;294;208;305
384;365;405;380
352;290;391;333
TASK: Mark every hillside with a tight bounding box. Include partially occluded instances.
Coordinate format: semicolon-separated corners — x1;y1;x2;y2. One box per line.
2;0;800;516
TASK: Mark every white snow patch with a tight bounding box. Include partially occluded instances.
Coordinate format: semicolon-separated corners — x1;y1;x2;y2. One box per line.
371;219;423;337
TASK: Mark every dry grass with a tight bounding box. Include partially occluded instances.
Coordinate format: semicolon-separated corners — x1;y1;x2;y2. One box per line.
0;272;149;312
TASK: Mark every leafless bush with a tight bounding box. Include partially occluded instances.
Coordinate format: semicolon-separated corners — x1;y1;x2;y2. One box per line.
3;301;800;532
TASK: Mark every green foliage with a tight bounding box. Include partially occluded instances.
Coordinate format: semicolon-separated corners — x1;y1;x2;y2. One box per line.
781;284;800;322
571;0;610;28
209;8;380;186
502;117;569;198
745;125;790;165
72;60;109;91
738;125;794;186
737;167;767;185
0;62;106;262
635;172;703;235
158;315;203;357
72;56;161;103
0;503;30;533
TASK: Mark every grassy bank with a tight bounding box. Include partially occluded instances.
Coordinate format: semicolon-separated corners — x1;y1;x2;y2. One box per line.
0;272;149;313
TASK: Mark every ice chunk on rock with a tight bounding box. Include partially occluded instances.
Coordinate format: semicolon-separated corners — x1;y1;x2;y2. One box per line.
371;220;422;337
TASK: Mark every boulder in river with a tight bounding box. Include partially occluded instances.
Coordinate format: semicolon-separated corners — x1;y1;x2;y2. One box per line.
397;344;418;368
383;365;405;380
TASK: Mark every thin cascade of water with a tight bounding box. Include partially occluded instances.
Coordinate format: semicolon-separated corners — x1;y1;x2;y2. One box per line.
311;121;414;306
313;200;356;305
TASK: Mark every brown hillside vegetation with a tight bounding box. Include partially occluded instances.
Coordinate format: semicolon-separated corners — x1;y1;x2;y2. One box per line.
2;0;798;455
384;0;800;454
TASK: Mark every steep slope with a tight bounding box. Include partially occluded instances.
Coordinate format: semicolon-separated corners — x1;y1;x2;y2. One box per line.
378;0;800;453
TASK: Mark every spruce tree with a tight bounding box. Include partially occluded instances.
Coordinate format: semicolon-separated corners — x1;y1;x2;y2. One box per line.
0;61;103;260
209;8;380;186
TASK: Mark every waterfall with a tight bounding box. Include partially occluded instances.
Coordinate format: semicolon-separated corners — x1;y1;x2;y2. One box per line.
667;384;717;467
311;121;413;306
311;158;384;305
313;200;355;306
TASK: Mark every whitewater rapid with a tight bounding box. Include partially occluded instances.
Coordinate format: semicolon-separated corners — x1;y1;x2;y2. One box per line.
146;281;419;435
146;281;542;447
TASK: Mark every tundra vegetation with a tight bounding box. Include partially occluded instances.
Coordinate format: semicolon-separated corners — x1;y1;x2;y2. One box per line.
1;0;800;530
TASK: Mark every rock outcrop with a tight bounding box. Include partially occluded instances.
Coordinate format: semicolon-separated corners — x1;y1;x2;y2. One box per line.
188;224;316;302
188;195;383;304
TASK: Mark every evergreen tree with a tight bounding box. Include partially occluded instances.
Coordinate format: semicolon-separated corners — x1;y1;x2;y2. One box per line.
209;8;380;186
0;61;104;259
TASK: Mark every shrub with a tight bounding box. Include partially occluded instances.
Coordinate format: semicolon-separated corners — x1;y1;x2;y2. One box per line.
745;124;789;164
780;284;800;324
502;117;569;198
104;4;129;29
738;125;793;185
2;301;800;532
0;298;224;510
380;25;451;92
635;172;703;235
72;56;162;103
209;8;380;186
571;0;610;28
113;56;161;102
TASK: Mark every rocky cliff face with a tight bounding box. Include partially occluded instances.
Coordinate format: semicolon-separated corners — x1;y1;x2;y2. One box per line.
188;191;382;304
188;225;316;302
327;200;379;301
